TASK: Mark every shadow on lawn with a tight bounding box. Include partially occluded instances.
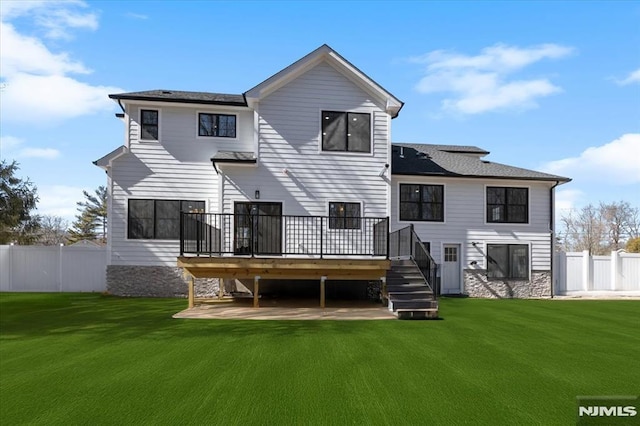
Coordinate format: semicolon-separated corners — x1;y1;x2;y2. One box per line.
0;294;399;341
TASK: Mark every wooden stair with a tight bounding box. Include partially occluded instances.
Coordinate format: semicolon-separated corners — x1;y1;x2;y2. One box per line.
386;259;438;319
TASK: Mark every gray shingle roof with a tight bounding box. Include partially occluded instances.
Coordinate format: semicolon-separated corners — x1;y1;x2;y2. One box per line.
109;90;246;106
392;143;571;182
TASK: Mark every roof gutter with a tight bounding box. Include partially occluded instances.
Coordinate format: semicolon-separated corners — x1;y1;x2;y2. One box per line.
549;180;560;299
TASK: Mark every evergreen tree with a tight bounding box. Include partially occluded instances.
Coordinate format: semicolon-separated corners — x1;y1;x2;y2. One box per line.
67;186;107;244
0;160;40;244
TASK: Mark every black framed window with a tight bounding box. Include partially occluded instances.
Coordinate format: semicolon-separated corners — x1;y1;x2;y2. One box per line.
329;202;361;229
487;187;528;223
140;109;159;140
199;113;236;138
128;199;204;240
322;111;371;153
487;244;529;279
399;184;444;222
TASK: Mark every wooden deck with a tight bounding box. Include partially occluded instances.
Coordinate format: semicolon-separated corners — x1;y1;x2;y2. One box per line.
177;256;391;309
177;257;390;280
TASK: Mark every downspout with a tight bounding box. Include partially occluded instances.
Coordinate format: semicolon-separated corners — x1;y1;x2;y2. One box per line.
117;99;125;113
549;180;560;298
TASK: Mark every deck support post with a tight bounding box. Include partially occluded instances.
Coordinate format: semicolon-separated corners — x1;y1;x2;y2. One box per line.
218;278;224;300
253;276;260;308
320;276;327;309
188;276;195;309
380;276;387;304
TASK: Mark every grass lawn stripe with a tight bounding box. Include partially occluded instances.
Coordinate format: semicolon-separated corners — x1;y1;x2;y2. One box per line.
1;293;638;425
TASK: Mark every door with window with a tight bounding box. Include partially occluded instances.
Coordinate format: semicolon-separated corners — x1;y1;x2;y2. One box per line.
442;244;461;294
234;202;282;255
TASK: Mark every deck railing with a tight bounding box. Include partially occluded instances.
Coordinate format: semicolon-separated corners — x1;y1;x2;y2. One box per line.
388;224;439;297
180;213;389;258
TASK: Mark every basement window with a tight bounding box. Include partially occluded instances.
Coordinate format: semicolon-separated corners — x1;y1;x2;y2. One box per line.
486;244;529;279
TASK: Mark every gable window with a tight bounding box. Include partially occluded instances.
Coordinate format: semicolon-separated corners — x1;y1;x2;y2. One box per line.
198;113;237;138
128;199;205;240
329;202;361;229
487;244;529;279
399;184;444;222
487;187;528;223
322;111;371;153
140;109;159;140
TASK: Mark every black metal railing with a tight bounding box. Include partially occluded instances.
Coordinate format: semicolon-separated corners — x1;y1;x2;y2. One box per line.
388;224;439;297
180;213;389;258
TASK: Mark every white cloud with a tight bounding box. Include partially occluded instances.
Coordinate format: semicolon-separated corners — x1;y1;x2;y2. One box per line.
0;0;98;40
125;12;149;20
0;22;89;77
1;135;61;160
1;73;122;123
0;2;122;125
36;185;85;221
0;135;24;151
410;43;574;114
555;189;584;214
20;147;61;159
542;133;640;184
616;68;640;86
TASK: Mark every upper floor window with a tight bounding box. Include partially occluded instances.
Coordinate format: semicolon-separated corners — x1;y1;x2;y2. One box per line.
199;113;236;138
487;244;529;279
487;187;528;223
128;199;204;240
140;109;159;140
399;184;444;222
329;202;361;229
322;111;371;153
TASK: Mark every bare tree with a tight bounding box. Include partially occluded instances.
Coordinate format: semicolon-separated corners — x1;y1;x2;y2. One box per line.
600;201;639;250
36;215;69;245
560;201;640;254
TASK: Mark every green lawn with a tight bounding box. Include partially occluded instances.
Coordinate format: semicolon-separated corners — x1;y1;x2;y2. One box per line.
1;294;638;425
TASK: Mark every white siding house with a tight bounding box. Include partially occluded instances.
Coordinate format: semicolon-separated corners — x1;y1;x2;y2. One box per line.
95;45;569;299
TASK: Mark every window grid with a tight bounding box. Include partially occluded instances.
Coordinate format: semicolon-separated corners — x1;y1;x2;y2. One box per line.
328;202;361;230
198;113;237;138
487;187;528;223
486;244;529;280
140;109;159;140
399;184;444;222
321;111;371;153
128;199;205;240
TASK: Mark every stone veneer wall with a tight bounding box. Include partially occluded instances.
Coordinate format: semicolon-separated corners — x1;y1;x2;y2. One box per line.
106;265;220;298
463;269;551;299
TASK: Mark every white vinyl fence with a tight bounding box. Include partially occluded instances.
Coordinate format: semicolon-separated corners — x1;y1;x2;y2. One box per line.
0;245;106;292
554;250;640;295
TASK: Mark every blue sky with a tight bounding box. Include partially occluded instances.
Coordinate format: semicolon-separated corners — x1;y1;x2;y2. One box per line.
1;0;639;226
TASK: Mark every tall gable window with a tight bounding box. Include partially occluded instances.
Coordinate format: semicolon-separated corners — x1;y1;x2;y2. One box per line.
487;187;528;223
140;109;159;140
487;244;529;279
128;199;204;240
399;184;444;222
199;113;236;138
322;111;371;153
329;202;361;229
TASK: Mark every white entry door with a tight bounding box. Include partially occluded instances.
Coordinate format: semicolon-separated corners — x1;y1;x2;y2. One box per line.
442;244;461;294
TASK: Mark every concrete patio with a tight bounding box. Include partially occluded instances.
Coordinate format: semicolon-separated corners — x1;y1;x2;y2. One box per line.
173;299;395;320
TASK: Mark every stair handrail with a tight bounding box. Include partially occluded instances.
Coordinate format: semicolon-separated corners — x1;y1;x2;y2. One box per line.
388;225;439;298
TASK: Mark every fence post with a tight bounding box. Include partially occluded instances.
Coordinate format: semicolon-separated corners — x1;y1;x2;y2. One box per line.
59;244;63;292
610;250;619;291
581;250;591;291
